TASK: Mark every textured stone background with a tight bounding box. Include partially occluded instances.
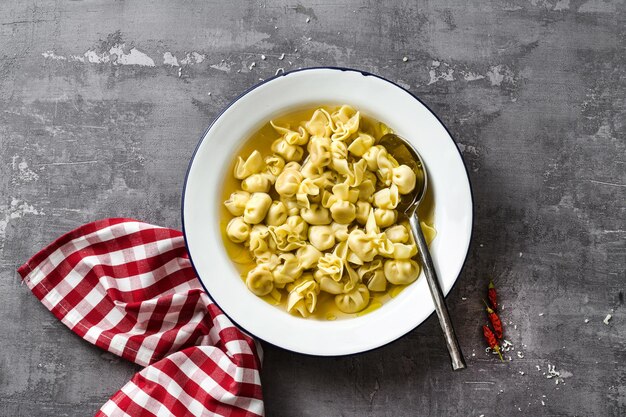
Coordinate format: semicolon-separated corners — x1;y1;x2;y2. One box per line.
0;0;624;416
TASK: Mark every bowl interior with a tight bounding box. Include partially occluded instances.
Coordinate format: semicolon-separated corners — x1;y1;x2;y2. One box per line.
183;68;473;356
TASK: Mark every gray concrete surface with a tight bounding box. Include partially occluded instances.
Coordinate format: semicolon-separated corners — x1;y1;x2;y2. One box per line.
1;1;625;416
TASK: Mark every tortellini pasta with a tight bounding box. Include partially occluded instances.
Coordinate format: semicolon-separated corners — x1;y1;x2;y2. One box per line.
222;105;433;318
383;259;420;285
308;225;335;251
246;265;274;296
266;201;288;226
335;284;370;313
224;191;250;216
243;193;272;224
226;217;250;243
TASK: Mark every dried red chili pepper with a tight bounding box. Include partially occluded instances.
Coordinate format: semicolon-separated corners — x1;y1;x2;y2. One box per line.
483;325;503;361
483;300;503;339
488;281;497;310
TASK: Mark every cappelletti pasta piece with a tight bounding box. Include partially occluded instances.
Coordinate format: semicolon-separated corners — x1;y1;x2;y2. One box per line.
300;204;331;225
296;178;321;208
317;252;344;282
358;260;387;292
285;215;308;241
362;145;383;171
246;265;274;296
270;120;309;146
344;159;367;187
287;278;320;317
264;154;285;176
248;225;273;259
241;173;272;193
385;224;409;243
330;200;356;224
273;253;303;288
392;242;418;259
243;193;272;224
308;136;332;167
374;208;397;228
392;165;417;195
271;138;304;162
296;244;323;269
226;217;250;243
334;283;370;313
347;133;375;157
305;108;333;137
224;191;250;216
373;184;399;210
330;105;360;141
234;150;265;179
308;225;335;251
268;223;305;251
347;229;377;262
314;272;344;294
384;259;420;285
265;201;288;226
275;168;303;197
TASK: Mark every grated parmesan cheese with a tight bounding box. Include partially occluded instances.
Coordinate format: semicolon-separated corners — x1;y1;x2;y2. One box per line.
603;314;612;325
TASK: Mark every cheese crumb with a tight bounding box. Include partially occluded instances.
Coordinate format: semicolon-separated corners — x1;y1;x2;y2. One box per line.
538;312;544;316
517;351;524;358
261;55;266;60
402;56;409;62
249;62;256;70
541;400;545;406
603;314;612;325
518;371;525;375
278;53;285;60
306;17;310;23
584;318;589;323
275;68;284;75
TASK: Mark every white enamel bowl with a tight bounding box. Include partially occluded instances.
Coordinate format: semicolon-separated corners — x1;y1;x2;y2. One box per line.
182;67;473;356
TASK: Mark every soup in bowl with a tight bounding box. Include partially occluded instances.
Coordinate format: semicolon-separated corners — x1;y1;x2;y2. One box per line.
183;68;472;355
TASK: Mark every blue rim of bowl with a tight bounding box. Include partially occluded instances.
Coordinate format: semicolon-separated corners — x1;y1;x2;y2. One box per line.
181;66;475;358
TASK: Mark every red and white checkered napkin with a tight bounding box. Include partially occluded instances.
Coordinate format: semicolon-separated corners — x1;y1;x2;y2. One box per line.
18;218;264;417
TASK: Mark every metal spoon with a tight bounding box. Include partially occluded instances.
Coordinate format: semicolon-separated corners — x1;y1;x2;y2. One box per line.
379;133;466;371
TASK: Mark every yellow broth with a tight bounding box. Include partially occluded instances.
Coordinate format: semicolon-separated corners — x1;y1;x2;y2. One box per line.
219;105;436;320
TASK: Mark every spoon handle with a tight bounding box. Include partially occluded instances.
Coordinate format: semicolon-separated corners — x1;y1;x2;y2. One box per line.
408;213;466;371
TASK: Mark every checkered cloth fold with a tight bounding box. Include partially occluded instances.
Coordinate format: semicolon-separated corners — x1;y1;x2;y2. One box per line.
18;218;264;417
